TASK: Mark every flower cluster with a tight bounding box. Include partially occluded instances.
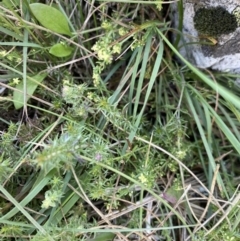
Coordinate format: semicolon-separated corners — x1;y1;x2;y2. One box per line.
62;80;95;119
91;20;123;87
0;49;21;65
41;177;64;209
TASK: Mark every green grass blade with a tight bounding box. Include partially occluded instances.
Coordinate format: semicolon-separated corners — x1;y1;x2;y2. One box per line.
0;184;49;237
156;28;240;110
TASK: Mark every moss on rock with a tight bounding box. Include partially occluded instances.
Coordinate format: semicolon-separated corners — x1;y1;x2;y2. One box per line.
193;6;238;37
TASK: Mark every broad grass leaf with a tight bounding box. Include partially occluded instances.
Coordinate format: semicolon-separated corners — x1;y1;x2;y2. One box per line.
30;3;72;36
49;43;73;57
86;233;115;241
13;73;47;109
164;186;183;205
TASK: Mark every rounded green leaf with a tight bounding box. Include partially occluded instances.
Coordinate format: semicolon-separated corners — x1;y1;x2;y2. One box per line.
30;3;72;36
13;73;47;109
49;43;73;57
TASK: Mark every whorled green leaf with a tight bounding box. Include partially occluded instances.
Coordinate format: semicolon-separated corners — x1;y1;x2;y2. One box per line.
30;3;72;36
13;73;47;109
49;43;73;57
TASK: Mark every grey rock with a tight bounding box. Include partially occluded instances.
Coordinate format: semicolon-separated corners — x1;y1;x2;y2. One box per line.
172;0;240;73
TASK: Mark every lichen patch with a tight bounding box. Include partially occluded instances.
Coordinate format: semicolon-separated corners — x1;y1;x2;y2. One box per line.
193;6;238;37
